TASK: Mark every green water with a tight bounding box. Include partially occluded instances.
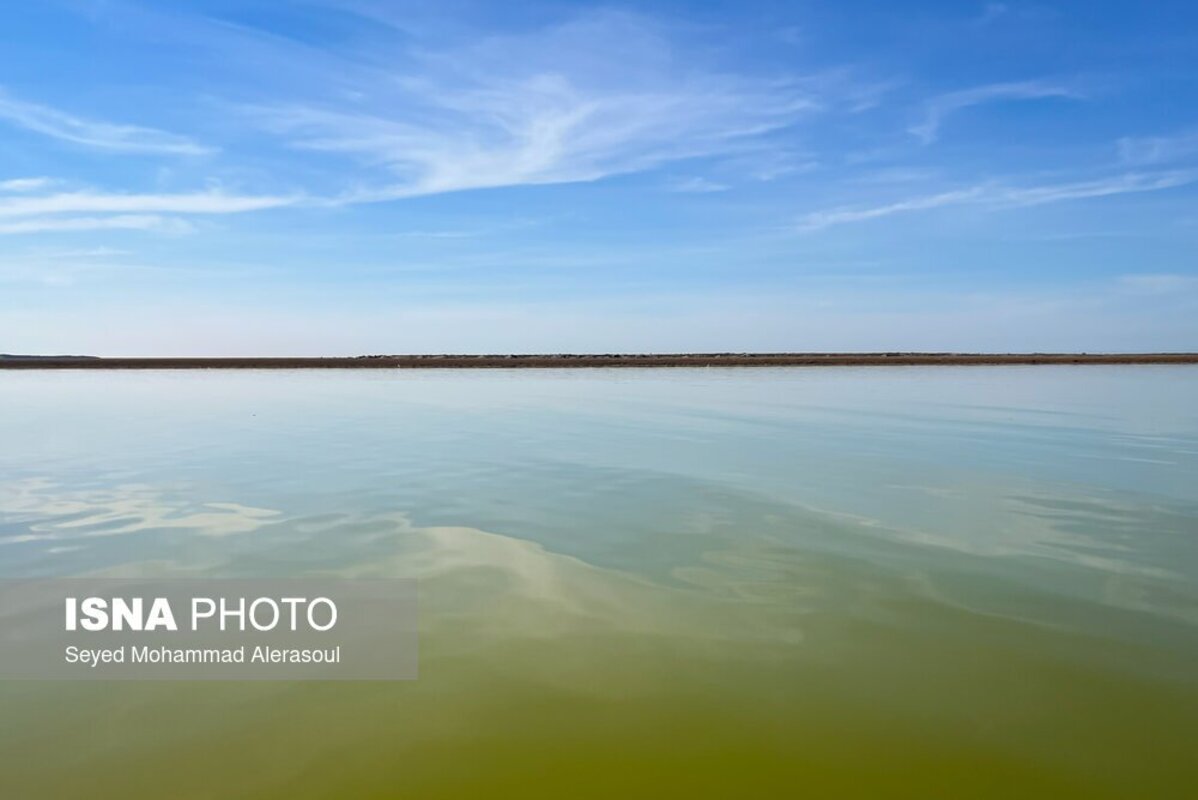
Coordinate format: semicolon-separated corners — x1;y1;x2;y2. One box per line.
1;367;1196;798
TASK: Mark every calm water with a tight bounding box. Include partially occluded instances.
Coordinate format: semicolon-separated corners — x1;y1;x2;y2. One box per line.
1;367;1196;798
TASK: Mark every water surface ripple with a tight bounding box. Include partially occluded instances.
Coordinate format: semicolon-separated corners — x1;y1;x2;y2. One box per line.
1;367;1196;798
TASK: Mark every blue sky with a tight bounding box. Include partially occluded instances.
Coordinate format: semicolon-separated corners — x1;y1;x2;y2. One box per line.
2;0;1197;355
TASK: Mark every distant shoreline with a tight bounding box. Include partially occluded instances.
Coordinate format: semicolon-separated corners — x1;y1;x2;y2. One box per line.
3;353;1198;369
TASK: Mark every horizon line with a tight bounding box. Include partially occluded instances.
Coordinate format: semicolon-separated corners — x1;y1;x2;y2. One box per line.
3;353;1197;369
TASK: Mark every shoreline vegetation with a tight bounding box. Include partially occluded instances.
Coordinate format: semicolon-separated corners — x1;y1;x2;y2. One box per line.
2;353;1197;369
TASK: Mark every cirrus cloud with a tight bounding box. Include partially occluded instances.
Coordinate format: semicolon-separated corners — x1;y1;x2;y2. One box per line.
0;88;213;155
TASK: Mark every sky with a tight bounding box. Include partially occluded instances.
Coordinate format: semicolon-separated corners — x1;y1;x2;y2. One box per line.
1;0;1197;355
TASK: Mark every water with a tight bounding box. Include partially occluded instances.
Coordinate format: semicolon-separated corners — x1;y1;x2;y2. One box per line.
1;367;1196;798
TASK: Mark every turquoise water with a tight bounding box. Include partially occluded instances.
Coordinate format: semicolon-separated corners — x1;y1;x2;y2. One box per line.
1;367;1196;797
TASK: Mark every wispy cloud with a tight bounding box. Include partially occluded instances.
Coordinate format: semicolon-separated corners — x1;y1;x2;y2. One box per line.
796;170;1198;231
1118;128;1198;165
19;246;131;258
666;176;729;193
0;215;191;235
910;80;1081;144
997;170;1198;206
0;177;56;192
0;187;297;238
250;11;818;200
0;190;297;217
0;89;212;155
797;188;986;231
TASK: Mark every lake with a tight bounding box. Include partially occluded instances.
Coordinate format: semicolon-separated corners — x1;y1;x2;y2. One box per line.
1;367;1196;798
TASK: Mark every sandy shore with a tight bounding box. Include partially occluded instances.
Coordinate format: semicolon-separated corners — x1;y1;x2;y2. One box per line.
3;353;1197;369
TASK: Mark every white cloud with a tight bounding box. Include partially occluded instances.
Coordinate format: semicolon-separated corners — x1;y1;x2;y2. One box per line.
995;170;1198;206
910;80;1080;144
0;190;297;217
1118;128;1198;165
796;188;988;231
0;215;192;235
0;186;296;240
251;11;817;200
0;177;56;192
667;177;729;193
0;89;212;155
16;246;130;259
796;171;1198;231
